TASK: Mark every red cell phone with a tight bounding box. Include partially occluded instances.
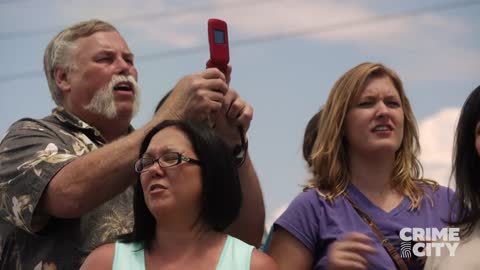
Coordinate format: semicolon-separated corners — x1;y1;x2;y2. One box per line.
206;18;229;75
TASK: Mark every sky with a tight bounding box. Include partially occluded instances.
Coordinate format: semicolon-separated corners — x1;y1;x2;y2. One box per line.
1;0;479;230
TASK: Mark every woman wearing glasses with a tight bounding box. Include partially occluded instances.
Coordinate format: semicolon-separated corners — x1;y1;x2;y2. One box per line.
81;120;277;270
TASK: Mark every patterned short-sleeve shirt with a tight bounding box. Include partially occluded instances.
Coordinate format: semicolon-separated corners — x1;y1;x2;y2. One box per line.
0;107;134;270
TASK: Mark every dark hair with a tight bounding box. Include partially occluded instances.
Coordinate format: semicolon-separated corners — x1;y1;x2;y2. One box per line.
303;109;322;167
120;120;242;249
450;85;480;237
154;89;173;113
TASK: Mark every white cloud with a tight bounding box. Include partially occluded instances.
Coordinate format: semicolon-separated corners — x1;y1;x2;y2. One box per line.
220;0;373;35
48;0;475;48
48;0;479;82
418;108;460;188
52;0;168;22
50;0;206;47
190;1;478;82
45;1;422;47
216;1;479;82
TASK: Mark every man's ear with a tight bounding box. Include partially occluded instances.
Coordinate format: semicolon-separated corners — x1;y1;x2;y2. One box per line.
54;67;71;93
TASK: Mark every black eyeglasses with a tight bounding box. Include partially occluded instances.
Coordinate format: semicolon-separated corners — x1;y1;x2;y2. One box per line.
134;152;201;173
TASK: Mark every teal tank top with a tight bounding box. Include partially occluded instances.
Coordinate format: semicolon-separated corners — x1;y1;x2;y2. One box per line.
112;235;254;270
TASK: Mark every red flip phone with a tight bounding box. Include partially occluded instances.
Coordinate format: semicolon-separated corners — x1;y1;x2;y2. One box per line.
206;18;229;75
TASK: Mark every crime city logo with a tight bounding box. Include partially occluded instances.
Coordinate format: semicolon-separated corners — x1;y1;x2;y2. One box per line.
399;228;460;258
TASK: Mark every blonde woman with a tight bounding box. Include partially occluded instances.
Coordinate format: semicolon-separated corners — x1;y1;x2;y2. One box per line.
267;63;453;270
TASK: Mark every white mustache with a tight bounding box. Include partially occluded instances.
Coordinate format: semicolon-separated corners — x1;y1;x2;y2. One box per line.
108;75;140;94
83;74;142;119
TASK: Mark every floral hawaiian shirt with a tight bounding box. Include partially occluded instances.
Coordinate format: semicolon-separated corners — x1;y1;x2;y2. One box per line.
0;107;134;270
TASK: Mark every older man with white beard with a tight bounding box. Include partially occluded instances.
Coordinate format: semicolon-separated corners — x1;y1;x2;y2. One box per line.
0;19;265;270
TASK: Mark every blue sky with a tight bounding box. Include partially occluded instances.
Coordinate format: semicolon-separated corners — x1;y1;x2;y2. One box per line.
1;0;479;228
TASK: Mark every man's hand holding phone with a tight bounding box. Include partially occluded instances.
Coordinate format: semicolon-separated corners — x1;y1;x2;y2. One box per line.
206;18;248;167
206;18;229;76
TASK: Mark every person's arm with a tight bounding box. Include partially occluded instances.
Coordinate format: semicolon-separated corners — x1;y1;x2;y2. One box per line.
225;153;265;247
212;88;265;247
250;249;279;270
267;227;313;270
43;68;230;219
42;126;149;218
80;243;115;270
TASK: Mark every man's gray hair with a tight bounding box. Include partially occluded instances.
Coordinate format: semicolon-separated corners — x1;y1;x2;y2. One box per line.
43;19;117;105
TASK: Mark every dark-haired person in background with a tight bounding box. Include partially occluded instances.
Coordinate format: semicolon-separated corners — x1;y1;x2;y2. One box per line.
425;85;480;270
81;120;277;270
302;110;322;168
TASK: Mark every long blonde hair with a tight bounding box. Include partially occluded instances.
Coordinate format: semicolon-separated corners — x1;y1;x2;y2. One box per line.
306;62;437;209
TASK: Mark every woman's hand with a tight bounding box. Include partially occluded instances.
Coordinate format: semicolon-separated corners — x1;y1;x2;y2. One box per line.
327;232;377;270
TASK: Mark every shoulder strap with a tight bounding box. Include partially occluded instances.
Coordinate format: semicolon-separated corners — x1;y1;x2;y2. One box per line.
343;193;408;270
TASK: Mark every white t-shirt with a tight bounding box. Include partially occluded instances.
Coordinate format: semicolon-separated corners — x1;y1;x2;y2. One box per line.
425;223;480;270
